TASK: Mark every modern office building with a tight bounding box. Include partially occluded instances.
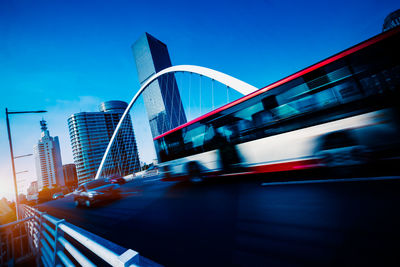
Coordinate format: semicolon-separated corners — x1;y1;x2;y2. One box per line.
68;100;140;185
34;120;65;191
132;32;187;138
383;9;400;32
62;164;78;188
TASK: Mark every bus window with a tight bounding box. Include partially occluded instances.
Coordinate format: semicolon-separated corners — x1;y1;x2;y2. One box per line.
303;68;330;90
384;65;400;90
262;95;278;110
252;110;274;128
229;102;264;141
331;80;362;103
380;67;400;91
204;125;215;144
359;65;400;96
313;87;338;107
233;102;263;121
281;95;316;115
277;82;309;102
217;125;236;143
183;124;207;154
165;130;184;159
156;138;169;163
326;66;352;84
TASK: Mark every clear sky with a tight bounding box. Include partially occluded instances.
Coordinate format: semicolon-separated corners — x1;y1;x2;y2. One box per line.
0;0;398;200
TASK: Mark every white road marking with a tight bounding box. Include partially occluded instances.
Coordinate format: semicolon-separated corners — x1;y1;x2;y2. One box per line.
261;176;400;186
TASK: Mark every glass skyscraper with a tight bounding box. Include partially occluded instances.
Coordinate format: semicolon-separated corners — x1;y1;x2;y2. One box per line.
68;101;140;185
132;32;187;138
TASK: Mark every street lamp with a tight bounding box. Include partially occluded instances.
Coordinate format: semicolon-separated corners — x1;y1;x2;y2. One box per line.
14;153;33;159
6;108;47;220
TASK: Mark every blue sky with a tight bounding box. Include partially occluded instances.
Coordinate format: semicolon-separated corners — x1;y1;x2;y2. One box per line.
0;0;398;200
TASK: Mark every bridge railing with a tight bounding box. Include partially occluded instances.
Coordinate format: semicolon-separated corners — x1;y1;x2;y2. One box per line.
0;216;35;266
20;205;158;267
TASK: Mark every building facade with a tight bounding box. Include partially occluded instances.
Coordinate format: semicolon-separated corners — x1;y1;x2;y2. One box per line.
383;9;400;32
62;164;78;188
27;181;38;201
34;120;65;191
132;32;187;138
68;100;140;185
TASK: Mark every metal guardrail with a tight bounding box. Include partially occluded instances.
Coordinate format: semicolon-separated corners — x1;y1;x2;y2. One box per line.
19;205;159;267
0;216;35;266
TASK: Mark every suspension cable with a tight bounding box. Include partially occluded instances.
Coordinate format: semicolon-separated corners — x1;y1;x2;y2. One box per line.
169;73;176;129
177;72;183;125
212;79;214;110
199;75;202;115
189;72;192;120
162;73;169;134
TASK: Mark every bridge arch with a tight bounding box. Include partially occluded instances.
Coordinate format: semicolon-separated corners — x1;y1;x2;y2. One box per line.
95;65;258;179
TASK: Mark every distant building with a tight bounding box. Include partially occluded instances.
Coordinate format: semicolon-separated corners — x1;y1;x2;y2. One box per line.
383;9;400;32
132;32;187;138
68;100;140;185
63;164;78;188
0;198;12;217
34;120;65;191
18;194;27;203
27;181;38;201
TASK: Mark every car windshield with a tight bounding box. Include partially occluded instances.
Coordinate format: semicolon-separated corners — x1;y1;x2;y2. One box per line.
86;179;110;190
147;166;156;171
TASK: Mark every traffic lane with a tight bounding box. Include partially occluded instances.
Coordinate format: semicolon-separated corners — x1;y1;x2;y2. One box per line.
38;176;400;266
114;177;400;266
38;179;239;266
234;178;400;266
37;179;175;233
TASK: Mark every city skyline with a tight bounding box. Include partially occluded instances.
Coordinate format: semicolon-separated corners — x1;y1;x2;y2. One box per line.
0;0;398;200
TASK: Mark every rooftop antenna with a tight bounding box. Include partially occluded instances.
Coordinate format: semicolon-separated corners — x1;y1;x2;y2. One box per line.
40;119;47;132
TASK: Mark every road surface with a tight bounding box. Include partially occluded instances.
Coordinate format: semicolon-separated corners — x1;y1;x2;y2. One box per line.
38;174;400;266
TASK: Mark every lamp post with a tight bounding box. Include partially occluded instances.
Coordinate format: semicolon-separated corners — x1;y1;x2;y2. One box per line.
6;108;47;220
14;153;33;159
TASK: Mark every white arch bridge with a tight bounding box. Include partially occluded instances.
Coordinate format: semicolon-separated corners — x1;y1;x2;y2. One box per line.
95;65;258;179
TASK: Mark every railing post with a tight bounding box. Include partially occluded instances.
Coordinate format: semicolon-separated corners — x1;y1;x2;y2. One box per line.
117;249;140;267
3;206;157;267
37;211;45;266
53;219;65;266
10;226;15;267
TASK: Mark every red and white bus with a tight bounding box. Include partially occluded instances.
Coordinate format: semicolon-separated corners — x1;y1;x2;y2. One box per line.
154;27;400;181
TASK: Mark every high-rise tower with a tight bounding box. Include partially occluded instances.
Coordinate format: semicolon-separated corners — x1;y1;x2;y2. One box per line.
383;9;400;32
34;120;65;191
68;100;140;185
132;33;187;138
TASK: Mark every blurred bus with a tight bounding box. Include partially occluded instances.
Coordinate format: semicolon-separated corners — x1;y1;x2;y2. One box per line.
154;26;400;182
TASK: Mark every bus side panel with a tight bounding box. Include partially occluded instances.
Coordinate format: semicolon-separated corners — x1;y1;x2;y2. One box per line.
236;108;397;172
160;150;220;178
160;108;399;179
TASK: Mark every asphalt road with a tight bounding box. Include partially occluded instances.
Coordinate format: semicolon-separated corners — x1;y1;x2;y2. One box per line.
38;174;400;266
